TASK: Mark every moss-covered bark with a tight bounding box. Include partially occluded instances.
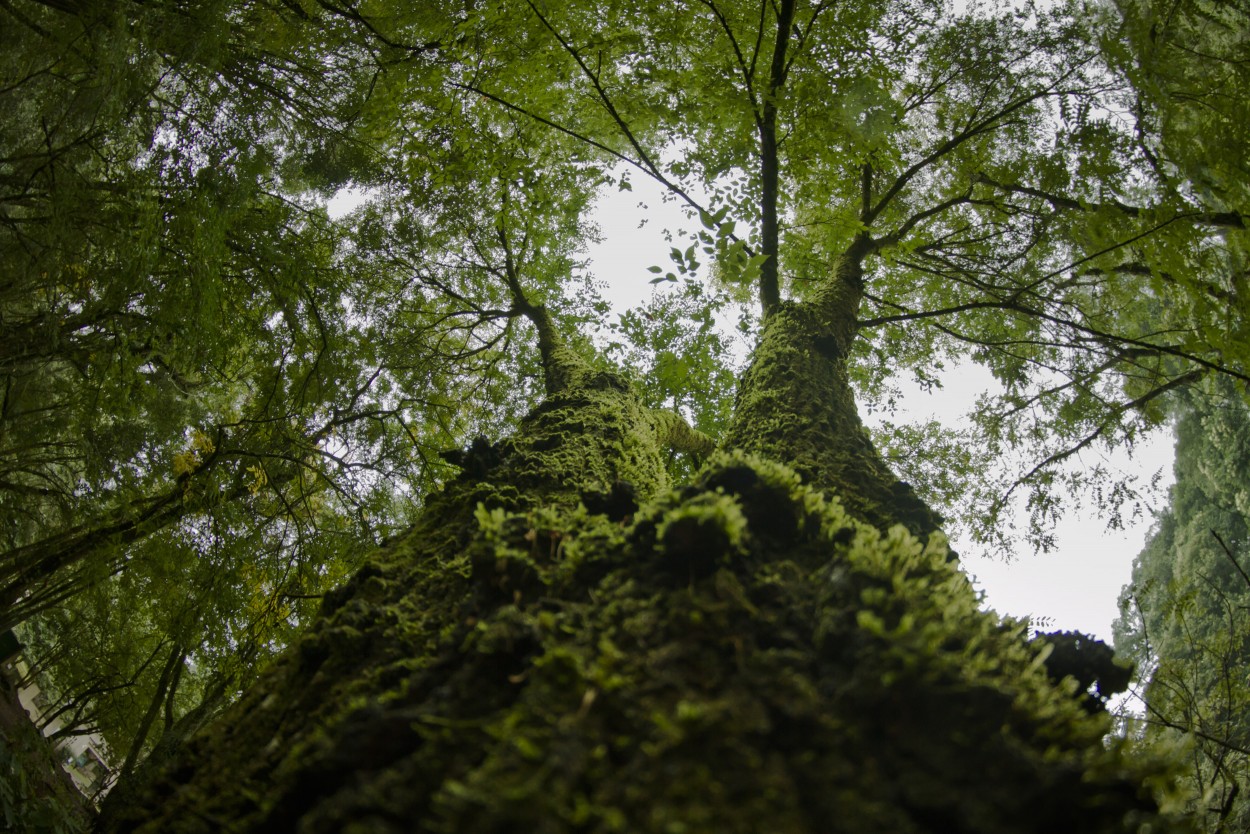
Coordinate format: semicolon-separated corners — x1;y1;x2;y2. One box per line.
97;285;1188;833
725;253;942;538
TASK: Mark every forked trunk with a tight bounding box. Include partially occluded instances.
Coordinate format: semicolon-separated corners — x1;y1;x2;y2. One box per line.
98;285;1181;833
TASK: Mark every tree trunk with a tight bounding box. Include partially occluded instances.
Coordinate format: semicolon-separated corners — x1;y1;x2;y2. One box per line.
119;643;185;781
724;248;943;539
97;292;1183;833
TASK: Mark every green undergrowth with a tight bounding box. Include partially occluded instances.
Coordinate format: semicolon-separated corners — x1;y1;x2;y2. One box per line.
148;451;1191;833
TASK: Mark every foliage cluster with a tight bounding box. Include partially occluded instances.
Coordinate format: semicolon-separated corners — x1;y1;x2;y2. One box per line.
1116;383;1250;833
1109;1;1250;826
0;0;577;779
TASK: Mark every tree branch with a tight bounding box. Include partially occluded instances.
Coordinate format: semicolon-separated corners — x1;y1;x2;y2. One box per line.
997;368;1205;508
858;299;1022;328
867;64;1091;224
976;173;1245;229
452;81;730;244
1211;530;1250;592
494;201;583;395
869;186;975;252
648;409;715;459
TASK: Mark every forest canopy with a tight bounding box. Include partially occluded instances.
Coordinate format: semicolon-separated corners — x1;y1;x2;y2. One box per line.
1;0;1248;828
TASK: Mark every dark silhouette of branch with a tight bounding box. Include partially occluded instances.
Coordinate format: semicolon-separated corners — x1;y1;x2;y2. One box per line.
976;173;1245;228
866;62;1092;223
997;369;1205;509
1211;530;1250;592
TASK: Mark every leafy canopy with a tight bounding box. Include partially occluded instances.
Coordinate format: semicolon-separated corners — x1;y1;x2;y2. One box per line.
3;0;1248;780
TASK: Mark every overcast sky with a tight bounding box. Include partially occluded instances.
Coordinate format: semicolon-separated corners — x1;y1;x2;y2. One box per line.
583;176;1176;643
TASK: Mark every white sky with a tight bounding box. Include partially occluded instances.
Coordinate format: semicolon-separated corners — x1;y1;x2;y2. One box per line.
584;176;1175;643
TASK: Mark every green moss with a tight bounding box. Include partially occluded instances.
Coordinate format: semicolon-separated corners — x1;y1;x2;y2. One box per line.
102;444;1193;833
724;299;945;541
100;303;1189;833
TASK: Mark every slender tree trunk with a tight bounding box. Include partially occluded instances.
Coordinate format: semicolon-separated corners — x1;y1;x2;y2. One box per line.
0;475;248;631
0;451;303;630
756;0;795;319
98;292;1183;833
119;643;185;781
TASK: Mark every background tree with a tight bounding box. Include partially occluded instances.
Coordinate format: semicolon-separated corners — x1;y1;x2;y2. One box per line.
1105;0;1250;829
0;0;581;782
1111;0;1250;220
1115;384;1250;834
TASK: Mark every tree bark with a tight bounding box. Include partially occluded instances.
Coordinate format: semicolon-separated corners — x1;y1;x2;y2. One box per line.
725;242;944;539
119;643;185;781
97;286;1184;833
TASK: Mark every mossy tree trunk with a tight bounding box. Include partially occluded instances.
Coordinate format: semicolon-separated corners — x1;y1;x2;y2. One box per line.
724;244;943;538
97;292;1184;833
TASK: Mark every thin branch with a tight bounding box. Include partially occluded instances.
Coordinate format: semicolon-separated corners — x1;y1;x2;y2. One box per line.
523;0;663;172
867;62;1091;224
976;174;1245;228
858;299;1024;328
998;369;1205;507
310;0;442;54
697;0;761;124
452;81;730;244
869;187;975;252
1021;299;1250;385
1211;530;1250;592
